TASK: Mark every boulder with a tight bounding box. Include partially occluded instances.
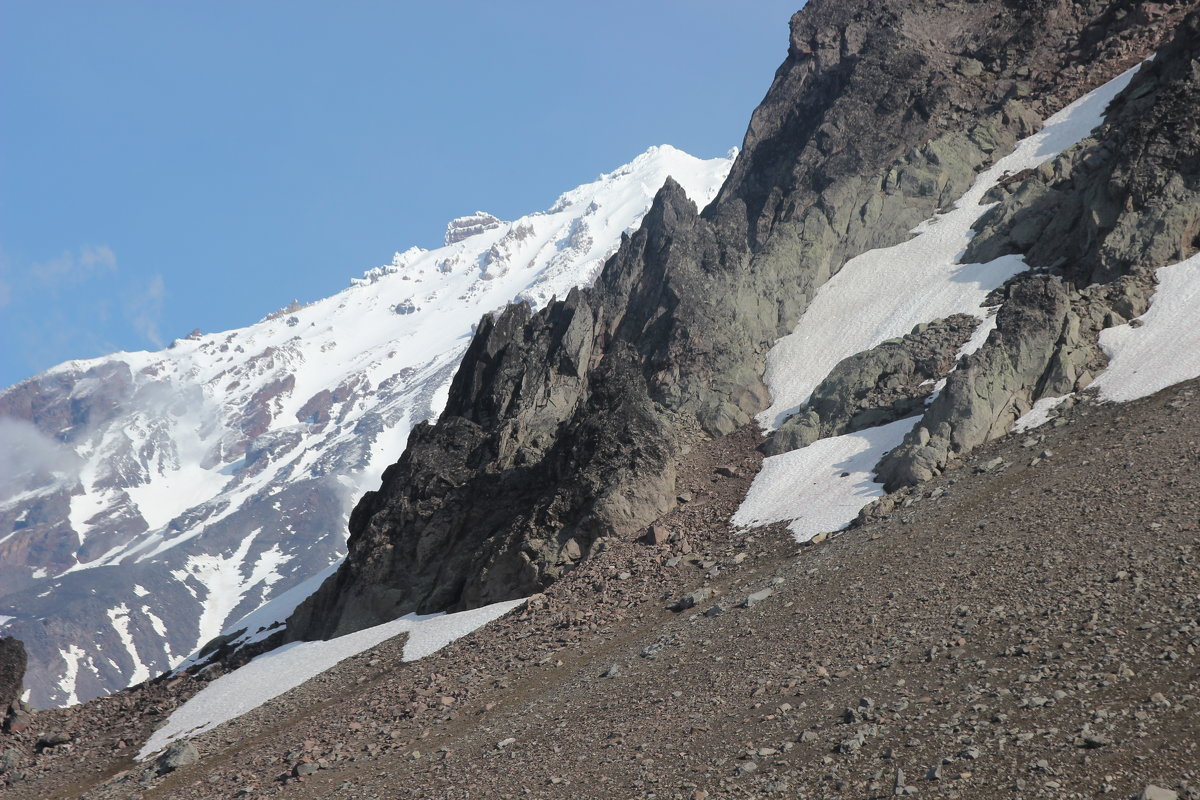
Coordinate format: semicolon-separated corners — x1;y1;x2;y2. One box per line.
155;741;200;775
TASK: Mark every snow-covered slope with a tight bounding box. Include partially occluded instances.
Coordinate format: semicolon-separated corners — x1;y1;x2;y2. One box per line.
0;145;733;707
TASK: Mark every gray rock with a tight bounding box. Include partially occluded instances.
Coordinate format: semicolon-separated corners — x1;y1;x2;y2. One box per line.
765;316;977;455
35;732;70;750
155;741;200;775
0;638;25;715
743;588;773;608
644;525;671;546
1138;787;1179;800
671;588;714;612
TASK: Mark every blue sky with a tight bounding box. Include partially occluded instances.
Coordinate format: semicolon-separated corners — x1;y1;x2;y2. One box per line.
0;1;800;387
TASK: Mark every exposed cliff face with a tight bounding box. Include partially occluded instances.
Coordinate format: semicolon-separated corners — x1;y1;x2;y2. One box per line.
288;0;1194;640
878;9;1200;489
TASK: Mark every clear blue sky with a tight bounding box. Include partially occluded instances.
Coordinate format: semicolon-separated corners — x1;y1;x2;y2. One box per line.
0;1;801;387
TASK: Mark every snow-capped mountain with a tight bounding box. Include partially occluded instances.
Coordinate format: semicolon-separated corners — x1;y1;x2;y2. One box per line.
0;145;733;707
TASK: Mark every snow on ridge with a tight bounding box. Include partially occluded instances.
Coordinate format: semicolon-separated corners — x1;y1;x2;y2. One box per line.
138;598;526;758
737;64;1143;543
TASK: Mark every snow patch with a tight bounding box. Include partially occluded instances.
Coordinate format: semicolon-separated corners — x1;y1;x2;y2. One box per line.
1092;253;1200;402
138;598;526;757
1013;395;1071;432
57;645;87;707
169;529;292;658
106;603;151;686
733;417;917;542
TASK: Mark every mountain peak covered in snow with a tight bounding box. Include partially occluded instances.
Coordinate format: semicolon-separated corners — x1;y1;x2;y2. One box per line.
0;145;734;707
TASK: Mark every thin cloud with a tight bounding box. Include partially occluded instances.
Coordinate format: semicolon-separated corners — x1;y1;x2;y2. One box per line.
125;274;167;348
29;244;118;287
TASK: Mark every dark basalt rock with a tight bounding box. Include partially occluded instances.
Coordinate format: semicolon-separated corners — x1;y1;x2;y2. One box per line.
287;0;1192;641
879;11;1200;490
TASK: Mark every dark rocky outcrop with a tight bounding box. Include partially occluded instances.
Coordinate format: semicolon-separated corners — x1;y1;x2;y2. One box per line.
763;315;977;455
879;11;1200;489
288;0;1192;640
0;637;26;716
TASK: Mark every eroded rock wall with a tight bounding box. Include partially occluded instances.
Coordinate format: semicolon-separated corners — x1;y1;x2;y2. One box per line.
878;11;1200;489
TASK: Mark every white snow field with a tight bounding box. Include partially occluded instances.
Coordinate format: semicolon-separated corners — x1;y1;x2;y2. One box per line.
1092;252;1200;402
139;598;526;757
738;64;1142;540
732;417;917;542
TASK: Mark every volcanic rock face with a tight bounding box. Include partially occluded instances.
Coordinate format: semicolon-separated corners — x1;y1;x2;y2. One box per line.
878;10;1200;489
288;0;1193;639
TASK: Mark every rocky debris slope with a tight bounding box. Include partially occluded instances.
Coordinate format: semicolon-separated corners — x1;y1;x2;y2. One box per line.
3;376;1197;799
288;0;1190;641
877;10;1200;489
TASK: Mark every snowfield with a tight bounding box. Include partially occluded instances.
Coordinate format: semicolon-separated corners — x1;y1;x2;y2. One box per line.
1092;252;1200;403
732;417;917;541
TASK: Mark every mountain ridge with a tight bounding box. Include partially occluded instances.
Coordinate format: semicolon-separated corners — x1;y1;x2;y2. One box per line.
0;145;733;707
285;0;1194;642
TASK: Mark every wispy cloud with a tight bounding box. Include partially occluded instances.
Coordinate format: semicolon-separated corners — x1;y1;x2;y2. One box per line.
0;417;82;496
0;243;127;383
29;244;118;287
125;274;167;348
